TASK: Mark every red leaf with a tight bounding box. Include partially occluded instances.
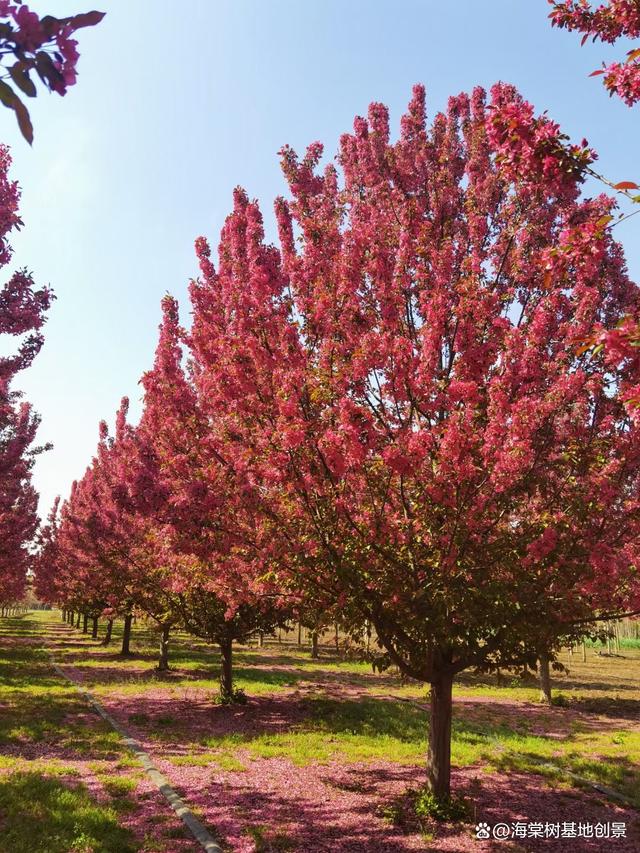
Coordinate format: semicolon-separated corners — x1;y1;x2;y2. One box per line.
67;11;106;29
589;69;606;77
12;98;33;145
613;181;640;191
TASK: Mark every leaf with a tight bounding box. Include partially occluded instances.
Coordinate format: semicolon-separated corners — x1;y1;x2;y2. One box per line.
613;181;640;191
12;97;33;145
0;79;16;108
9;64;37;98
596;214;614;228
34;52;64;90
65;11;106;29
0;81;33;144
589;69;606;77
39;15;61;39
626;47;640;63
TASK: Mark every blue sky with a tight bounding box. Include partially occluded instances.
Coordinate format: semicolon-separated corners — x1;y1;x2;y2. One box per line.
4;0;639;518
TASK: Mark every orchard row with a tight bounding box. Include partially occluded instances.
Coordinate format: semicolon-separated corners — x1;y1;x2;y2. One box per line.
31;83;640;803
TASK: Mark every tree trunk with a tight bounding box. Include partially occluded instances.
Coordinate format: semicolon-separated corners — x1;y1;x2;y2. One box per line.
62;609;67;622
258;631;264;648
121;613;133;656
538;651;552;705
335;622;340;654
219;636;233;701
101;619;113;646
75;612;81;628
91;617;98;639
427;672;454;801
297;622;302;645
582;641;587;663
311;630;319;659
82;613;88;633
157;623;170;671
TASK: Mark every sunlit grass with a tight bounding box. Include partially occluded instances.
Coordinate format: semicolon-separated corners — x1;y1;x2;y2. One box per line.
0;771;136;853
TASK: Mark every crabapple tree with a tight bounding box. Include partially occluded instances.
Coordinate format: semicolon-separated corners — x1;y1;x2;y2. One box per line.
189;84;640;800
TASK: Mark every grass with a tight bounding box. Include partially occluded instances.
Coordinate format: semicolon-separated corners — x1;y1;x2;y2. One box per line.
0;613;190;851
0;770;136;852
6;608;640;847
170;751;248;771
246;824;296;851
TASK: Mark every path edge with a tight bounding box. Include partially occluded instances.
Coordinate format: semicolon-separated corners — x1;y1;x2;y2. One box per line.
48;654;224;853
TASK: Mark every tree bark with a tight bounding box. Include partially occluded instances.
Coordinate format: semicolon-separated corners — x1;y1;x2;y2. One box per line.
120;613;133;656
538;651;552;704
219;636;233;701
297;622;302;645
91;617;98;639
311;630;319;659
101;619;113;646
82;613;88;633
157;623;170;671
258;631;264;648
75;612;81;629
62;609;66;622
427;672;454;801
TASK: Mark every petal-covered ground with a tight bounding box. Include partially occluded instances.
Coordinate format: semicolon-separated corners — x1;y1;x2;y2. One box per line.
3;610;640;852
0;616;198;852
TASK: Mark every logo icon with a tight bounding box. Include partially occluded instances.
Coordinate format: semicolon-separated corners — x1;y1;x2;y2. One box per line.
475;822;491;840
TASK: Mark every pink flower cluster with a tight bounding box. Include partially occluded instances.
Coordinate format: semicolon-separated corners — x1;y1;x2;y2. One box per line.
550;0;640;105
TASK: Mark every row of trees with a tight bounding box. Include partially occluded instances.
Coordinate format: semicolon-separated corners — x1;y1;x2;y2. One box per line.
0;4;103;611
36;78;640;801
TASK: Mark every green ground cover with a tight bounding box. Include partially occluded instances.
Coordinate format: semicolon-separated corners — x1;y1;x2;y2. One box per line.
2;609;640;851
0;614;196;852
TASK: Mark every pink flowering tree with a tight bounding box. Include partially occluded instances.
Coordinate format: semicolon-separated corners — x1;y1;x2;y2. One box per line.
138;296;289;698
0;143;51;607
38;397;192;663
188;85;640;801
549;0;640;105
0;3;104;143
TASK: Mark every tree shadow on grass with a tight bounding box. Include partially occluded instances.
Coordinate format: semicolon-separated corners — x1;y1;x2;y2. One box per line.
566;695;640;721
0;771;136;853
492;750;640;807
